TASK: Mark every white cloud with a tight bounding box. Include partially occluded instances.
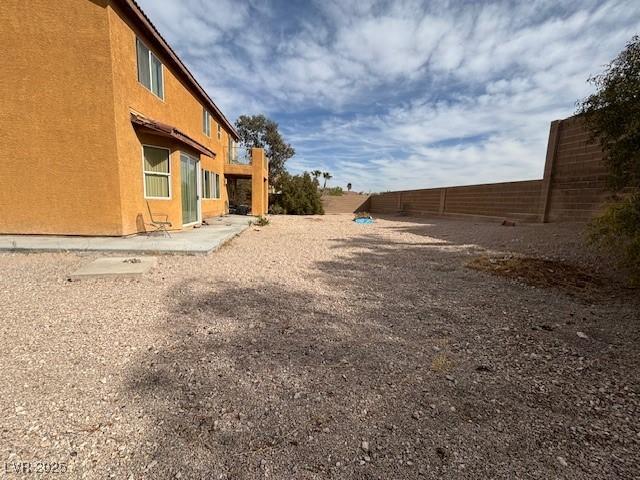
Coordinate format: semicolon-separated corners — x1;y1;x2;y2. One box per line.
136;0;640;191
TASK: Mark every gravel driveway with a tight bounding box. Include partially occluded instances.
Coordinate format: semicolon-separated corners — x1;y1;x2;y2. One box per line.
1;214;638;479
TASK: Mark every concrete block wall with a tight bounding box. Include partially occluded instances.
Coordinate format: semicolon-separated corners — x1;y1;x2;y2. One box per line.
370;192;403;213
369;114;611;223
370;181;542;221
542;115;610;222
321;192;371;214
398;188;442;214
445;180;542;220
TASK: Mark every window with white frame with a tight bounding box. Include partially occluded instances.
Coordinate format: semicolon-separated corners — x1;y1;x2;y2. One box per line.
202;171;221;199
143;146;170;198
202;170;211;198
136;38;164;99
217;123;222;140
203;109;211;137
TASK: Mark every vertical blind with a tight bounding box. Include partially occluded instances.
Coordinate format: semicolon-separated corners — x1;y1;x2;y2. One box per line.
150;54;163;98
136;39;150;87
136;38;163;99
144;146;170;198
201;170;221;199
203;109;211;136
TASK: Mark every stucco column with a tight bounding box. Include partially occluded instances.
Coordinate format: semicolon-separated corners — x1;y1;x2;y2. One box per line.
251;148;267;216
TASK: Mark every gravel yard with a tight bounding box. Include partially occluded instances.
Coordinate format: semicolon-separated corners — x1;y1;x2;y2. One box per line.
1;214;638;479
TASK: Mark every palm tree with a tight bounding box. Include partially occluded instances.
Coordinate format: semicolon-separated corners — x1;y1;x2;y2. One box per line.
347;182;352;192
322;172;332;189
311;170;322;187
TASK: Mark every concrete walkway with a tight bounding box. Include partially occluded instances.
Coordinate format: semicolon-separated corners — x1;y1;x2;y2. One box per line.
0;215;252;255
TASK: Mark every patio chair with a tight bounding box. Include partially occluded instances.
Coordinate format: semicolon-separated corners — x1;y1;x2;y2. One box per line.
146;201;172;237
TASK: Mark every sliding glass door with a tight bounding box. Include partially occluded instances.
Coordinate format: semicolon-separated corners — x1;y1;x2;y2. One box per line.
180;153;200;225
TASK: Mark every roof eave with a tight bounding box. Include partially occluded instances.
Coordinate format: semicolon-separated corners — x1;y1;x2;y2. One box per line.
115;0;240;141
131;112;217;158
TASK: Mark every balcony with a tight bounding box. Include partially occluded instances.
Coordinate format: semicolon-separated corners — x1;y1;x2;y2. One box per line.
227;145;252;165
224;146;269;180
222;146;269;215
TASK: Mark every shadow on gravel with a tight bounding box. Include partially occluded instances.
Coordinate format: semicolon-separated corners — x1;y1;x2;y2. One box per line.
125;231;640;479
373;213;595;260
125;278;442;479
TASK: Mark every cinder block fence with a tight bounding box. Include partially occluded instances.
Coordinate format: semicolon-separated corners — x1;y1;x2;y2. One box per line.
365;114;612;223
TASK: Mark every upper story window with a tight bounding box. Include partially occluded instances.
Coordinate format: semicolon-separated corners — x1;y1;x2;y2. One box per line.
217;123;222;140
136;38;164;99
203;109;211;137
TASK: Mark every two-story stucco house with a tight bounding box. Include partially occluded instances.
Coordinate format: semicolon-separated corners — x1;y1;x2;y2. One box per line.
0;0;268;236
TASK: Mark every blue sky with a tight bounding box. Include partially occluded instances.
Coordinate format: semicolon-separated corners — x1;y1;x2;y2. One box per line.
137;0;639;192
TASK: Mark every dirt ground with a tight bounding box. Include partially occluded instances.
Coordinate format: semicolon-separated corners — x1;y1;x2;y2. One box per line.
1;214;638;479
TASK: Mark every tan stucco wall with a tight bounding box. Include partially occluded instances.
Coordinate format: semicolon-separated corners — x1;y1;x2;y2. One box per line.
0;0;123;235
107;2;232;234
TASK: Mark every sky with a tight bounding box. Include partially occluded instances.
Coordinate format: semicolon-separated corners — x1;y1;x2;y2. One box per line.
136;0;639;192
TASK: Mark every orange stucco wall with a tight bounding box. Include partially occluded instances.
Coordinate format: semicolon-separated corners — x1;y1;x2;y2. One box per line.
0;0;124;235
0;0;264;236
223;149;269;216
250;149;269;216
107;2;232;234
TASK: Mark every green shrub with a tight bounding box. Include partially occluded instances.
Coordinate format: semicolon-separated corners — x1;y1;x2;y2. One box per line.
273;172;324;215
324;187;343;196
577;36;640;284
253;215;270;226
269;204;285;215
589;194;640;284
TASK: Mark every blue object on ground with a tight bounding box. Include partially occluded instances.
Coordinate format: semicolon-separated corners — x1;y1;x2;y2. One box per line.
354;217;374;224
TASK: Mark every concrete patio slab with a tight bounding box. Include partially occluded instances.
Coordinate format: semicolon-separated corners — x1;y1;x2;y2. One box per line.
69;256;157;280
0;215;252;255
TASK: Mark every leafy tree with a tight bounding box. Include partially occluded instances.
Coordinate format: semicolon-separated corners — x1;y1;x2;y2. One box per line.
577;36;640;282
235;114;295;185
272;172;324;215
577;35;640;190
347;182;352;192
322;171;332;189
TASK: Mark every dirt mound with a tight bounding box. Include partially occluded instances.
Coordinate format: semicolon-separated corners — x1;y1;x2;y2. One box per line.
466;255;617;300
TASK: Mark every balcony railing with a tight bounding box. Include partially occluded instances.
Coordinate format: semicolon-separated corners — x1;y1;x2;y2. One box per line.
227;145;252;165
